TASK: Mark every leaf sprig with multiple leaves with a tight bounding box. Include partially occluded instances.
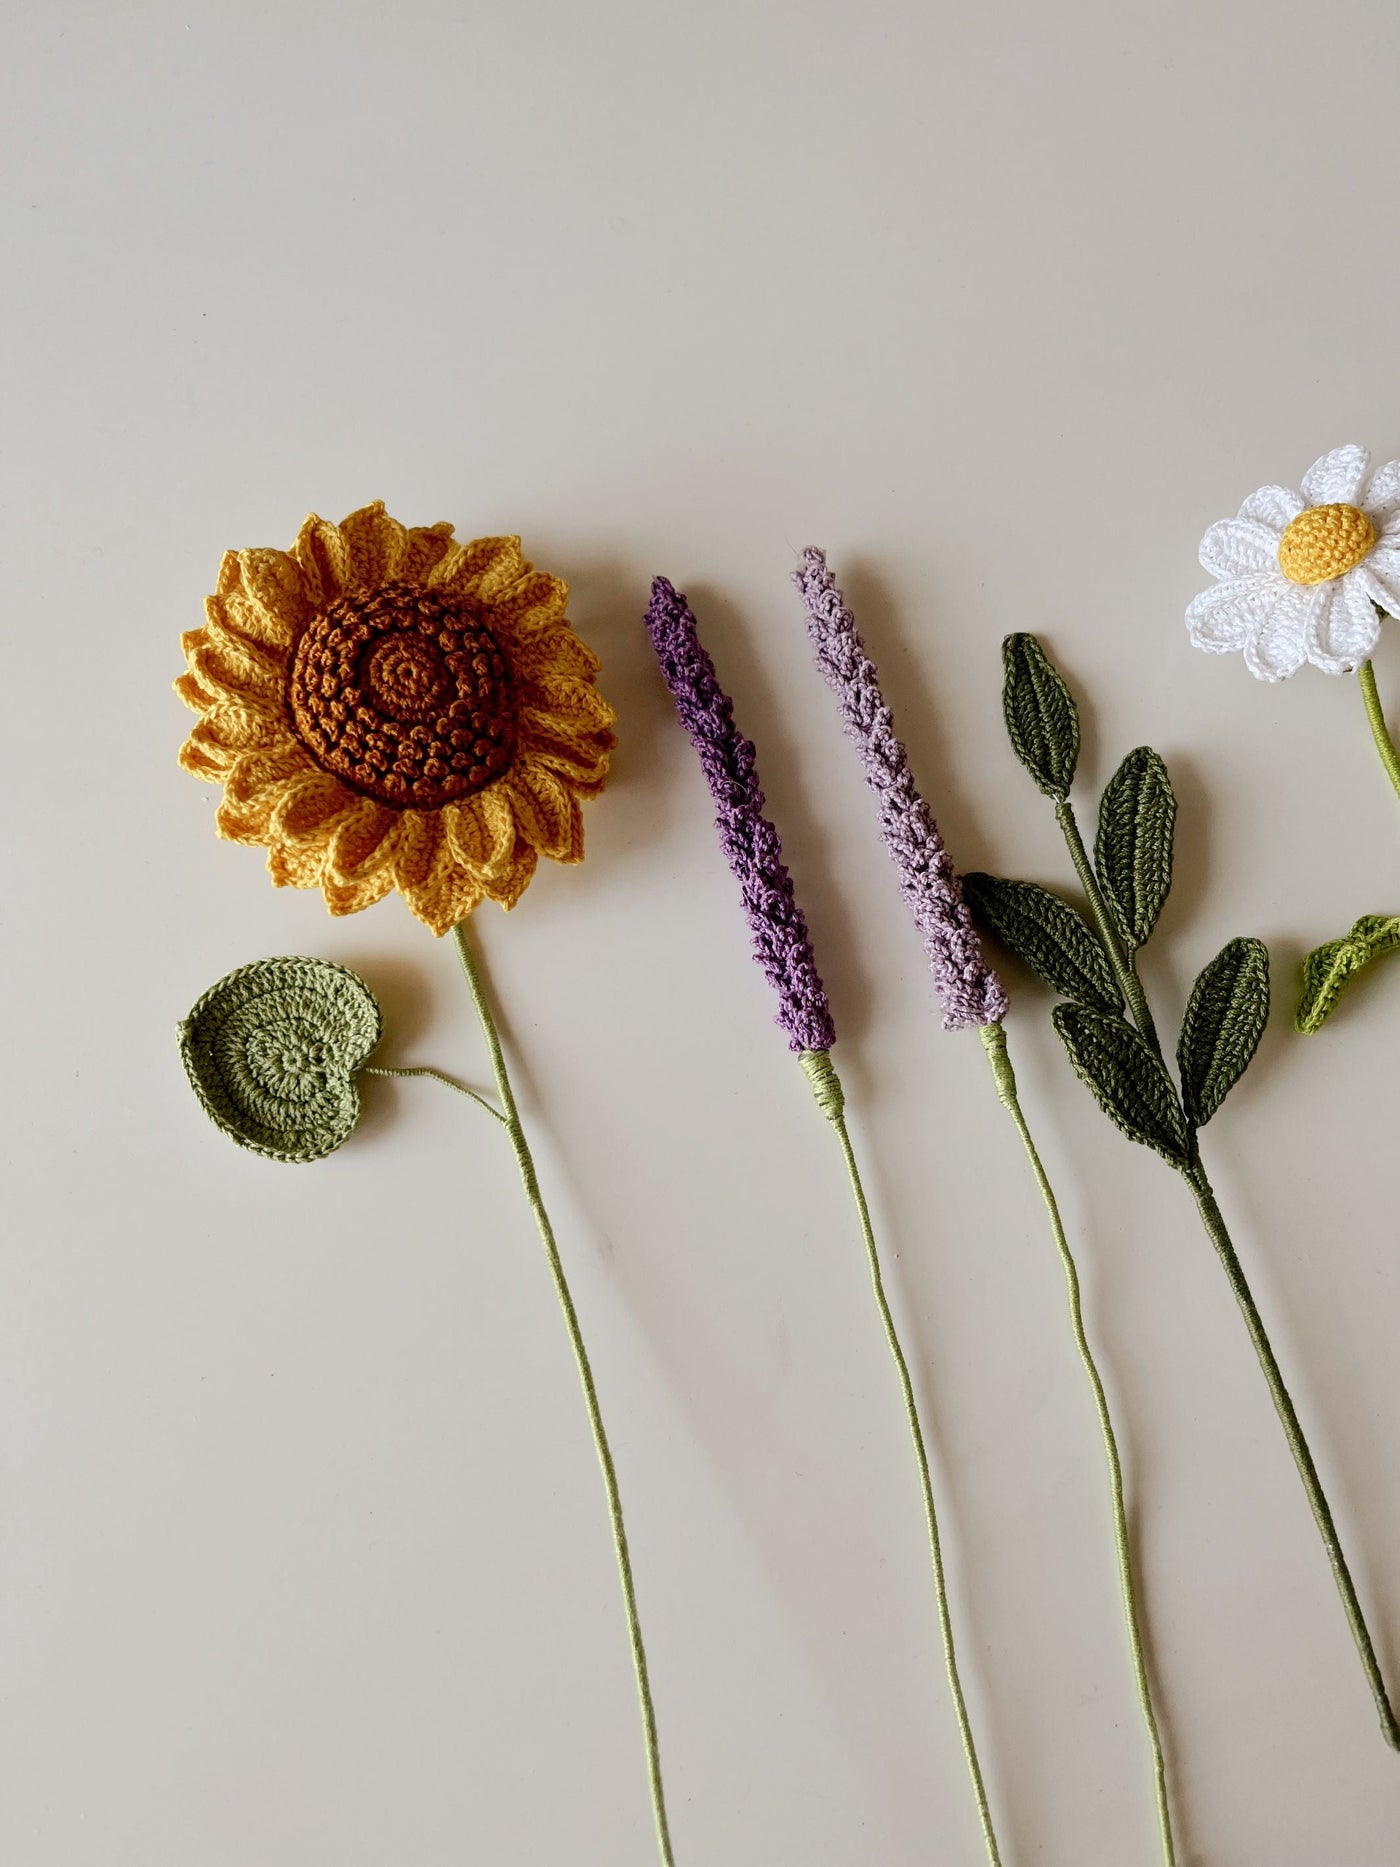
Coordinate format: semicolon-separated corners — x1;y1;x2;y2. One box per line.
964;635;1400;1750
963;635;1268;1171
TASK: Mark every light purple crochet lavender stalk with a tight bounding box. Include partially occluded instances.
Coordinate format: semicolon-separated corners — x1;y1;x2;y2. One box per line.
793;549;1008;1032
645;576;836;1053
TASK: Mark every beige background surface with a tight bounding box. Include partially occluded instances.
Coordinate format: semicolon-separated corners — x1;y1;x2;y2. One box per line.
5;2;1400;1862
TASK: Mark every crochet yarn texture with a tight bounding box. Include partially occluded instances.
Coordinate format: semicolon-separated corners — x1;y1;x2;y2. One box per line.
644;575;836;1051
179;956;381;1161
792;548;1007;1029
177;504;615;933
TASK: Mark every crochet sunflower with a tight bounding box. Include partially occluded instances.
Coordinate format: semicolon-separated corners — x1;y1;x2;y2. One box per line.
177;502;614;932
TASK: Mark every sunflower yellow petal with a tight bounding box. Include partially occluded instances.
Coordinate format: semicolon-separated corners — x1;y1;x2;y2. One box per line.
523;673;616;733
444;791;514;876
325;799;399;885
426;535;522;598
391;810;444;891
490;569;569;633
400;522;457;583
224;745;315;809
233;547;312;642
266;841;327;888
508;623;601;682
179;738;235;781
271;771;357;843
339;502;409;589
507;763;584;861
183;629;283;707
322;868;396;918
291;513;352;607
191;704;292;757
403;842;485;935
481;844;538;911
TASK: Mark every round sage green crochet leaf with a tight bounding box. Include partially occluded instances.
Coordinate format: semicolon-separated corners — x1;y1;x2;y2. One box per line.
178;958;383;1163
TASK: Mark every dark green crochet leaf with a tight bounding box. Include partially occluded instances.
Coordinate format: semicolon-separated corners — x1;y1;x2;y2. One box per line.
179;957;383;1163
1178;937;1270;1127
1296;914;1400;1034
963;872;1122;1013
1001;634;1080;799
1095;747;1176;951
1053;1002;1190;1165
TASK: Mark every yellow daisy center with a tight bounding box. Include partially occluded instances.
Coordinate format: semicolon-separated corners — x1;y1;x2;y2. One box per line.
1277;503;1376;586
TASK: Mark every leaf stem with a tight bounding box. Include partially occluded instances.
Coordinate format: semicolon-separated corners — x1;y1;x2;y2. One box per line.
360;1062;507;1123
800;1049;1003;1867
1181;1159;1400;1750
980;1024;1176;1865
1054;798;1162;1053
452;923;677;1863
1358;660;1400;810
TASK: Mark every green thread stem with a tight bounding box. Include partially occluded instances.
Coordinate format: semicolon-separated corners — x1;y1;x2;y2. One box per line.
360;1063;508;1123
1358;660;1400;810
1055;798;1162;1053
452;923;677;1863
799;1048;1003;1867
1181;1159;1400;1750
980;1023;1176;1866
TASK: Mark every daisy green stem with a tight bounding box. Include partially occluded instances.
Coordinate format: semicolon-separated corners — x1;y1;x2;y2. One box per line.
799;1047;1004;1867
1053;799;1161;1054
1358;660;1400;810
1180;1158;1400;1751
452;922;677;1864
980;1023;1176;1866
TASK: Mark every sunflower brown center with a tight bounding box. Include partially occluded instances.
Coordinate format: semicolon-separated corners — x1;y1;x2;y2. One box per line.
287;581;516;809
1277;503;1376;586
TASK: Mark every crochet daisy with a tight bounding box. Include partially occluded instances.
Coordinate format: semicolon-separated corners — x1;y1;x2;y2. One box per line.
1187;444;1400;681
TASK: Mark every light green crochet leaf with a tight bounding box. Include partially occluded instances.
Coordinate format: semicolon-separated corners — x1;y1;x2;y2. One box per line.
178;958;383;1162
1295;915;1400;1035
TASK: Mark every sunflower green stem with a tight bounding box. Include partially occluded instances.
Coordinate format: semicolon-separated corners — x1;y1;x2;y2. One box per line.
452;922;677;1864
980;1022;1176;1865
1358;659;1400;811
800;1047;1004;1867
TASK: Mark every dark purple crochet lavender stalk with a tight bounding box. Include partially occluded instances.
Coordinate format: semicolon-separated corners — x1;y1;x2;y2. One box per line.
645;576;836;1053
793;548;1008;1033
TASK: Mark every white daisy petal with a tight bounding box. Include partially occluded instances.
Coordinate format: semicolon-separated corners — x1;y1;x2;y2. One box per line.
1357;547;1400;618
1199;516;1283;578
1363;458;1400;521
1379;511;1400;545
1304;575;1381;673
1238;484;1304;533
1300;443;1369;506
1242;585;1316;682
1186;575;1284;652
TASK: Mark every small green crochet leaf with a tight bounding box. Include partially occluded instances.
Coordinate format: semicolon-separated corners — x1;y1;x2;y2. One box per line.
1095;747;1176;951
1295;914;1400;1034
1001;634;1080;799
1178;937;1270;1127
178;957;383;1163
963;872;1122;1013
1053;1002;1190;1165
